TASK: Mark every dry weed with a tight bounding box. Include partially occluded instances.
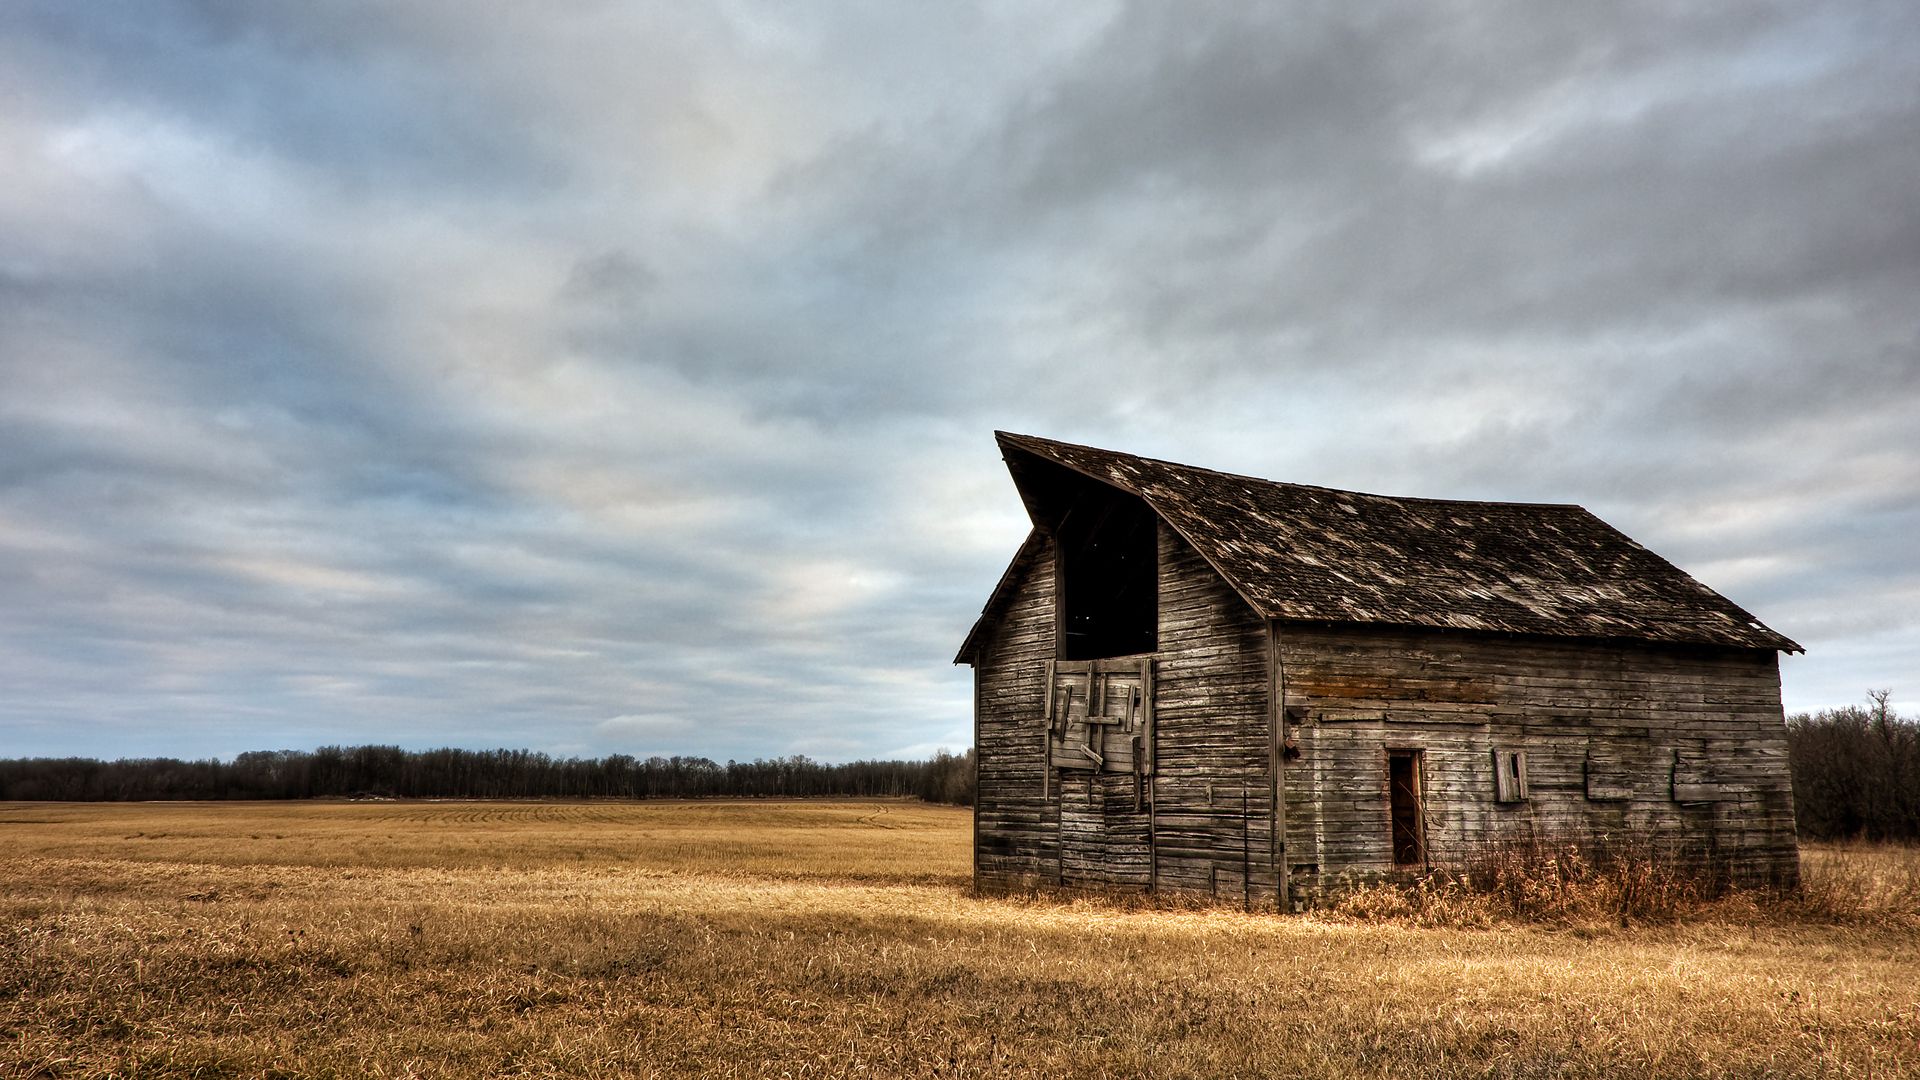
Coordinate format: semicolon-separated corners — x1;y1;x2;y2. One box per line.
1329;837;1920;934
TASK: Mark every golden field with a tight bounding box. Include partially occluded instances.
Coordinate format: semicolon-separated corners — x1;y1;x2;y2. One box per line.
3;800;1918;1079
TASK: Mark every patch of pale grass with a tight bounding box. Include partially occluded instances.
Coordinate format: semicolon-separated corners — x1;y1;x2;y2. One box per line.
1797;842;1920;925
0;799;969;882
3;802;1918;1078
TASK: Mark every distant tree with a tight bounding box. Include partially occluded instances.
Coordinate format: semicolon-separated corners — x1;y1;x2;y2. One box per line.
1787;690;1920;841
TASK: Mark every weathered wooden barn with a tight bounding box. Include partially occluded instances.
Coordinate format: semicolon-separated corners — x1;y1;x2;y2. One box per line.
956;432;1802;907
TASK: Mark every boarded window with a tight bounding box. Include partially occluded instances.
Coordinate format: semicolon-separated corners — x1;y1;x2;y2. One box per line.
1045;659;1152;777
1388;750;1424;866
1584;744;1633;801
1493;748;1528;803
1669;747;1733;803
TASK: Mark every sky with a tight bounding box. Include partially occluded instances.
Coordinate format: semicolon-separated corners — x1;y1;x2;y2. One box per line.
2;2;1916;763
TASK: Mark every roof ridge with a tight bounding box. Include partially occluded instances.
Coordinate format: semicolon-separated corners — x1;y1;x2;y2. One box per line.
996;431;1588;512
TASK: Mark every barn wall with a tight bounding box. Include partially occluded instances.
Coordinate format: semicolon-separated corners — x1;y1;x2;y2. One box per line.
1146;525;1277;905
1277;625;1798;894
972;536;1059;890
972;525;1279;902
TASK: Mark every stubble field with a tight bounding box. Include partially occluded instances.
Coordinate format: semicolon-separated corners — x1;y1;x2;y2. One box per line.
4;799;1918;1079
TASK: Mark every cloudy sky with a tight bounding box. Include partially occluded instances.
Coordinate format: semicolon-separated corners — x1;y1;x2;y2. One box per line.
3;2;1915;763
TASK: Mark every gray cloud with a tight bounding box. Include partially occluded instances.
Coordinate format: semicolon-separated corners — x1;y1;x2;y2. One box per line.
0;1;1914;761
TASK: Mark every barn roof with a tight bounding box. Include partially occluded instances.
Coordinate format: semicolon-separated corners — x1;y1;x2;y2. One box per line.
957;432;1799;662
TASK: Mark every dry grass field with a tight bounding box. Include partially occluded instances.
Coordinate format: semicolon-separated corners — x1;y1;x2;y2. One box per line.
4;800;1918;1079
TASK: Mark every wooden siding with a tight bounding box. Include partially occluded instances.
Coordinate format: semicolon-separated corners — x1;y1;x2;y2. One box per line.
1148;524;1276;905
1276;625;1798;893
973;535;1058;890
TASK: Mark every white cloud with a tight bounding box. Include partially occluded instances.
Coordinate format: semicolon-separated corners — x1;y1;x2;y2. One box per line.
595;714;694;739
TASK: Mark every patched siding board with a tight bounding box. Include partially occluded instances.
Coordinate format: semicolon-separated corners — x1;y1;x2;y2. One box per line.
1585;739;1637;801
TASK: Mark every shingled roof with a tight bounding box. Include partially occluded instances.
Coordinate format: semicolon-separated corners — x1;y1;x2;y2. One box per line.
958;432;1798;660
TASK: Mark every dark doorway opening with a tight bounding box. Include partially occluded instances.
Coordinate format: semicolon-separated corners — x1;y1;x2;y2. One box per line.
1388;750;1424;866
1057;493;1157;660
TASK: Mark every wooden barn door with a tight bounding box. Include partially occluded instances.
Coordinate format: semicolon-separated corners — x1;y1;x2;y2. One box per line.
1045;658;1154;888
1388;749;1426;869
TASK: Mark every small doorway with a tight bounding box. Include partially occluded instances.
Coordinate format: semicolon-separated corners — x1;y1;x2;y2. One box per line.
1388;750;1425;867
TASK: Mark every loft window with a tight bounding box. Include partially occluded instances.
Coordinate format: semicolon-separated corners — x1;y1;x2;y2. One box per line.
1057;493;1157;660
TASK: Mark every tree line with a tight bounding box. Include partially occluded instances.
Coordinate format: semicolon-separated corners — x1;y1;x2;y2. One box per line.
1787;690;1919;842
0;746;975;806
5;692;1913;838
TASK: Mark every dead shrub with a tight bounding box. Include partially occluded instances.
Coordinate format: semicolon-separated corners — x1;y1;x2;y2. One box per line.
1330;833;1736;927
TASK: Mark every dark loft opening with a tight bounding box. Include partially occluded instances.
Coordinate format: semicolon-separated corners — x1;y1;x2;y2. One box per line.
1057;492;1157;660
1388;749;1425;866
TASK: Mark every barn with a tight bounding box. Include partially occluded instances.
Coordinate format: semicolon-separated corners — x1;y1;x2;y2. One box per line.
955;432;1802;908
